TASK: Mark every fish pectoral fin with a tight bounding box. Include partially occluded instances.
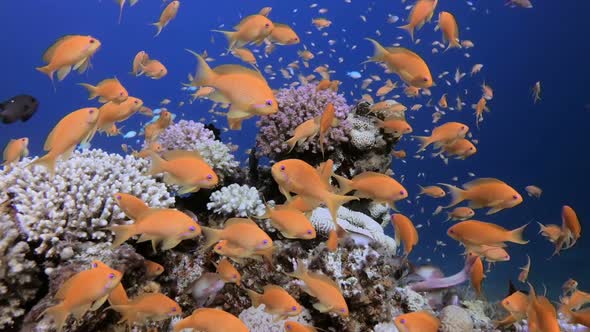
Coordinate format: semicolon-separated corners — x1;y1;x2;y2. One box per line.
57;66;73;81
71;303;92;320
486;206;505;215
73;57;88;70
160;237;182;250
272;314;287;323
312;302;333;313
279;185;292;200
177;185;199;195
89;294;109;311
137;233;157;243
98;97;108;103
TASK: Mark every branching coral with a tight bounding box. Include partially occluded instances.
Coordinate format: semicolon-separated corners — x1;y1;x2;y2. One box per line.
239;305;313;332
157;119;239;177
207;184;265;217
0;149;174;261
0;214;39;329
255;83;352;160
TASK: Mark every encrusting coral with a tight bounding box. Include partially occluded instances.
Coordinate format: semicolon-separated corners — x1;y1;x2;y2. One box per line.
0;149;174;262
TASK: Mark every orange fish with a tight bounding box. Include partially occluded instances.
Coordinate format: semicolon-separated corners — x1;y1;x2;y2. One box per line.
376;79;397;97
438;93;448;108
413;122;469;152
365;38;433;88
132;142;163;159
392;149;407;159
213;13;274;49
394;310;440;332
318;103;338;156
501;290;529;321
268;23;300;45
256;205;316;240
440;178;522;215
561;205;581;248
563;278;578;295
538;222;563;243
286;118;319;153
561;290;590;312
187;51;278;130
113;193;150;221
202;218;272;252
564;308;590;328
369;100;407;114
284;321;318;332
246;285;302;320
466;244;510;267
96;97;143;133
527;283;560;332
448;220;529;246
172;308;248;332
433;138;477;160
524;185;543;198
137;58;168;79
216;258;241;285
145;260;164;278
107;283;129;306
376;119;413;138
334;171;407;210
391;214;419;256
288;260;348;316
152;1;180;37
437;12;461;50
131;51;149;75
482;82;494;100
148;150;218;194
107;208;201;250
316;79;332;91
326;229;338;252
2;137;29;171
398;0;438;40
109;292;181;329
36;35;101;83
144;110;172;142
473;96;489;127
79;78;128;104
312;18;332;30
445;206;475;221
272;159;358;224
213;239;274;265
231;48;257;66
417;185;445;198
28;108;98;176
518;254;531;283
41;261;122;332
404;85;420;98
470;255;485;296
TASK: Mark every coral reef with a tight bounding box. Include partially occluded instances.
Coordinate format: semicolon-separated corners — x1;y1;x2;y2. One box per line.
238;305;313;332
439;305;474;332
255;83;352;160
0;149;174;262
206;184;266;217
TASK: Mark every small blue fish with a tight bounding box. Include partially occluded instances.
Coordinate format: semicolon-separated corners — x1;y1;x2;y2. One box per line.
188;86;197;92
123;131;137;139
347;71;362;79
153;108;162;115
77;142;91;150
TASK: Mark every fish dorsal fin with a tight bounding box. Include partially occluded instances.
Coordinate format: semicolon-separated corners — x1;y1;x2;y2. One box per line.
273;22;289;28
98;77;119;86
352;171;386;181
263;284;285;293
42;35;76;63
225;217;257;227
162;150;203;161
234;14;258;30
213;64;264;79
308;271;341;290
463;178;505;189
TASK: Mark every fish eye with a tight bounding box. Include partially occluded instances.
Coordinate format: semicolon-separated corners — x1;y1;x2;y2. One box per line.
512;195;519;200
207;174;213;180
233;274;237;279
505;255;509;259
340;308;346;313
89;109;95;114
21;138;26;141
399;190;405;196
286;325;292;330
505;300;510;305
92;262;98;268
89;39;95;44
108;273;115;279
406;127;411;131
292;305;298;311
262;239;269;245
469;147;473;150
280;165;286;171
265;23;270;27
449;229;454;234
307;229;313;234
30;97;36;102
216;245;223;250
400;318;406;324
423;77;429;82
189;226;196;232
171;307;177;312
265;99;273;106
134;100;138;104
119;92;124;96
116;195;122;200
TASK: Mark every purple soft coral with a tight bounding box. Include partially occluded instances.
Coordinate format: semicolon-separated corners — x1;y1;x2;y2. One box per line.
157;119;215;151
255;83;352;160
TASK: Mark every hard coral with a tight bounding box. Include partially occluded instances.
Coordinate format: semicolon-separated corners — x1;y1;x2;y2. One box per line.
0;149;174;262
207;184;265;217
255;83;352;160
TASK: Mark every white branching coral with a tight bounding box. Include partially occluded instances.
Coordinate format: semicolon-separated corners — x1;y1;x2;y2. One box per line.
238;305;313;332
194;140;240;176
207;184;265;217
1;149;175;261
310;207;396;251
0;214;39;329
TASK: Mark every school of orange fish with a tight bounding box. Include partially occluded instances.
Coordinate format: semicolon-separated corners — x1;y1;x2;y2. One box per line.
2;1;586;332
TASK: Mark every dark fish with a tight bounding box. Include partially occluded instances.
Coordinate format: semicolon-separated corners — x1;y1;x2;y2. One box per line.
0;95;39;124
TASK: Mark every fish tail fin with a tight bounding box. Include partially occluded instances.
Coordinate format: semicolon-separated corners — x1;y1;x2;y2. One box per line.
147;151;166;175
287;258;308;279
27;154;57;177
152;22;163;37
105;224;135;248
259;245;275;268
78;83;98;100
211;30;237;49
245;289;262;307
333;174;354;195
445;212;452;222
398;24;414;41
39;303;69;332
319;134;325;158
413;135;433;152
509;223;529;245
185;49;216;86
285;136;299;153
363;38;388;64
36;66;55;84
200;226;222;251
417;184;425;195
536;221;546;234
325;193;359;224
118;1;124;24
438;183;466;208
